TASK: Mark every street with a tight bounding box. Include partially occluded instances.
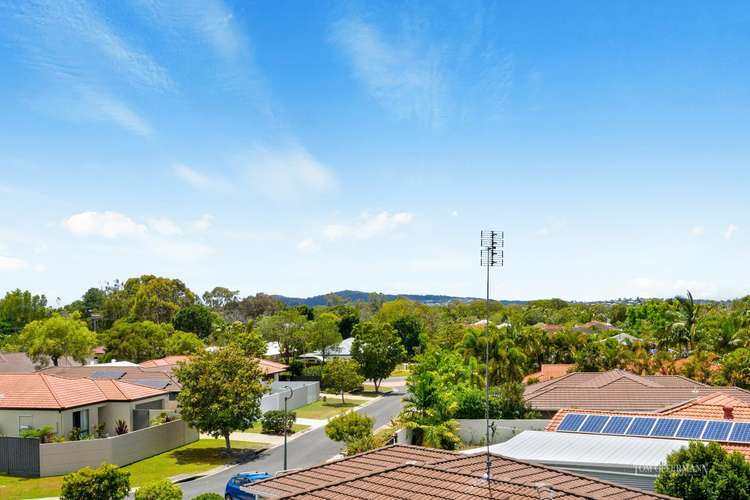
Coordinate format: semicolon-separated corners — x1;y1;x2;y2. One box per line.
178;385;406;498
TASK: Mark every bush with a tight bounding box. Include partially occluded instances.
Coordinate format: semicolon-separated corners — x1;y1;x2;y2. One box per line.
68;427;83;441
61;463;130;500
150;412;176;426
134;479;182;500
488;383;540;419
192;494;223;500
20;425;56;443
115;419;128;435
302;365;323;380
325;412;373;444
261;410;296;435
288;359;305;377
454;387;485;419
94;423;107;438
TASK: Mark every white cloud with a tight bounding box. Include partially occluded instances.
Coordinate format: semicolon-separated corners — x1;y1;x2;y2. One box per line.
173;164;233;193
245;146;337;200
324;211;414;241
150;239;212;260
451;211;459;217
691;226;705;237
0;256;28;272
84;91;153;137
297;238;319;253
331;17;444;125
147;218;182;236
190;214;215;232
64;211;147;238
724;224;739;240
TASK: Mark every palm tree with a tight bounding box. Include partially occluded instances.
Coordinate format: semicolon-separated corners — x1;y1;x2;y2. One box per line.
671;290;701;354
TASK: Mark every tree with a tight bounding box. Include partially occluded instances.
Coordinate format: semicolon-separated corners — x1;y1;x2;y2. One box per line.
237;293;283;320
165;331;205;355
322;359;364;403
325;411;374;453
175;345;265;450
400;370;460;449
134;479;182;500
655;441;750;499
202;287;239;311
489;382;539;419
61;463;130;500
103;320;172;363
716;348;750;389
255;310;307;363
0;289;49;336
351;322;405;393
390;315;425;358
129;276;197;323
20;312;96;367
303;312;342;362
233;328;267;358
173;304;214;339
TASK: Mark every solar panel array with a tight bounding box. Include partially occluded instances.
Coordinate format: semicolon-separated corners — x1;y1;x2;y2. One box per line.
91;370;126;380
556;412;750;445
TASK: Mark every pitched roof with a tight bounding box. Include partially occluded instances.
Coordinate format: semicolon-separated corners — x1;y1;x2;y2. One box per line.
0;351;84;372
546;394;750;461
0;373;167;409
139;355;288;376
42;365;181;392
523;364;575;383
524;369;749;412
249;444;672;500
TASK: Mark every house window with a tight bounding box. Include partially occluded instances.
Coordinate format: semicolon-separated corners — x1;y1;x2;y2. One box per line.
72;409;90;434
18;415;33;433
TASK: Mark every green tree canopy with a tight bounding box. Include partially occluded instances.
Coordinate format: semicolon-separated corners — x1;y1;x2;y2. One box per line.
655;441;750;500
20;312;96;367
174;345;266;450
172;304;214;339
0;289;49;336
303;312;342;362
325;411;373;444
103;320;173;363
322;358;364;403
351;322;405;392
255;310;307;363
232;327;267;358
165;330;205;355
129;275;197;323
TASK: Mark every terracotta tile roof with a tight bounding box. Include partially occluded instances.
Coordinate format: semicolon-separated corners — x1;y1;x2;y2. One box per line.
251;444;458;498
249;444;671;500
0;373;167;409
524;369;748;412
546;396;750;462
523;364;575;383
139;355;288;376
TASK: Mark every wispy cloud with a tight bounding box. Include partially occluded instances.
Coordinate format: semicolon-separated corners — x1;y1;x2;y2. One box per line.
724;224;739;240
173;164;233;193
0;256;28;272
83;90;153;137
190;214;215;232
147;218;182;236
691;225;705;237
324;211;414;241
245;145;337;200
331;16;445;125
297;238;319;253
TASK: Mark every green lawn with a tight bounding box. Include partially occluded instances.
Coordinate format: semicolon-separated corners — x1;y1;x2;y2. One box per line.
391;363;410;377
355;385;393;397
295;399;360;419
0;439;264;500
245;421;310;434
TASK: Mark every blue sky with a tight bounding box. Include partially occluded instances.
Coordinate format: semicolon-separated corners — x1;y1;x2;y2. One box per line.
0;0;749;303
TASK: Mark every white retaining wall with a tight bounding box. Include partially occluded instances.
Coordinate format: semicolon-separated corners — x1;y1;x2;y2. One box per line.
260;381;320;413
457;419;550;445
39;419;199;477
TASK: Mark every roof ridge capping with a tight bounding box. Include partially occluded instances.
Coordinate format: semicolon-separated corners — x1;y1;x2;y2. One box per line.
578;369;663;388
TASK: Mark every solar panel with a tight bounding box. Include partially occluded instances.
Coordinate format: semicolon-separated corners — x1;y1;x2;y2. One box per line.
557;413;587;432
91;370;126;380
129;379;170;389
703;421;733;442
579;415;609;433
602;416;632;434
626;417;657;436
651;418;681;438
729;422;750;443
676;419;707;439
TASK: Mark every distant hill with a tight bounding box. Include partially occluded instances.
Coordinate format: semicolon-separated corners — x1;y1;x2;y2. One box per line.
274;290;527;307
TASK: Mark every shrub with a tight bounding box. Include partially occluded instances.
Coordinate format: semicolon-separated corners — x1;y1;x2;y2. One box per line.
94;423;107;438
261;410;296;435
68;427;82;441
302;365;323;379
150;412;176;426
115;419;128;435
325;412;373;444
192;494;223;500
288;359;305;377
61;463;130;500
20;425;56;443
134;479;182;500
454;387;485;419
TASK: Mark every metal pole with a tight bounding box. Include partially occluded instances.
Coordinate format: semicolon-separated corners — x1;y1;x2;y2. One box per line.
283;385;292;471
485;248;491;480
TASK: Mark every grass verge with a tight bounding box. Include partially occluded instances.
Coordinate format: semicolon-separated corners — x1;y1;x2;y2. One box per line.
295;399;361;419
244;421;310;434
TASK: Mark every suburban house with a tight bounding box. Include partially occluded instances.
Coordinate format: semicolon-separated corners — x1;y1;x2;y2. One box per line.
139;355;288;382
299;337;354;362
0;351;83;372
245;443;672;499
0;373;169;438
486;390;750;490
522;363;574;383
524;368;750;417
573;320;618;335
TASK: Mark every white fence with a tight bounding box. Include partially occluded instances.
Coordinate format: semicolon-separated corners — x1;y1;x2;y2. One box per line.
260;381;320;413
39;419;199;477
457;419;550;445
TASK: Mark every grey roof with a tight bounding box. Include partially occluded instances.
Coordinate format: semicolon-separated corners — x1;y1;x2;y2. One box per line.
483;431;688;468
601;332;642;344
300;337;354;361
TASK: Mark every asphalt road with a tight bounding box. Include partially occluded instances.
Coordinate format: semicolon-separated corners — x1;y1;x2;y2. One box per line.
179;386;406;499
